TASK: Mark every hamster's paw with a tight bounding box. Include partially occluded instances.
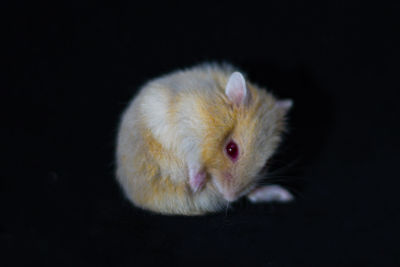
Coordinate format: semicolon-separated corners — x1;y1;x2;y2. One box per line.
247;185;294;203
188;165;207;193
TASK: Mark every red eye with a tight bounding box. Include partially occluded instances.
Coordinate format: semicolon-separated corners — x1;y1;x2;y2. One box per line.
225;141;239;161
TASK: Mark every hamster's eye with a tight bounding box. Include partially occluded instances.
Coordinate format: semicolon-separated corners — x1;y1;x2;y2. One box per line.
225;141;239;161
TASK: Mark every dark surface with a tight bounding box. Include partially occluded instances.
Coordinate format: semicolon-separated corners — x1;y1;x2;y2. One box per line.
4;1;400;266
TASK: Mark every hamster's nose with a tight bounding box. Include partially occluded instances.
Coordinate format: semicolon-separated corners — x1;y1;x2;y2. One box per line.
223;191;237;202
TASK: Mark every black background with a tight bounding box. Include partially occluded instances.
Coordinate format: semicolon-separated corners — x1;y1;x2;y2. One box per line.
4;1;400;266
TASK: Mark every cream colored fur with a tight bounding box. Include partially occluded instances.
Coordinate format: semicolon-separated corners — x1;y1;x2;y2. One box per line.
116;63;292;215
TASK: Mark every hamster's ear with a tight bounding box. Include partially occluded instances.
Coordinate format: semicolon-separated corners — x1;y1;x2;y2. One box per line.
276;99;293;115
225;72;249;105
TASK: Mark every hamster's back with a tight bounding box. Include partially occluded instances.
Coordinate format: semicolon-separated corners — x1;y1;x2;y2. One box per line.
148;62;236;95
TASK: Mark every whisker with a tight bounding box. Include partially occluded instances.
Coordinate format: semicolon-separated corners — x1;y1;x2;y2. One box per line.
265;158;302;176
225;201;230;216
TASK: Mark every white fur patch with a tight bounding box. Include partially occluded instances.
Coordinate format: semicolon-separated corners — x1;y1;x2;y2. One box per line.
140;87;177;150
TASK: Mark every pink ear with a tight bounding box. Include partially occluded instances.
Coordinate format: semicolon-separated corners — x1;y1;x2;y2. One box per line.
276;99;293;114
225;72;248;105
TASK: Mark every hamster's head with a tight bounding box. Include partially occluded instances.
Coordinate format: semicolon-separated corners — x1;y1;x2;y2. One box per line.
201;72;292;202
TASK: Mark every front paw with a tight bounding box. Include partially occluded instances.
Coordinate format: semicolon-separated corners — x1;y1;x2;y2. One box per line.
189;168;207;193
247;185;294;203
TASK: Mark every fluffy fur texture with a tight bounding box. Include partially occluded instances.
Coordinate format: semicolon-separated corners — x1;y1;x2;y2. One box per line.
116;63;292;215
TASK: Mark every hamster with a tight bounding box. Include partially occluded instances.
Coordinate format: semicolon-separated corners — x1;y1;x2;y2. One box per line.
116;63;293;215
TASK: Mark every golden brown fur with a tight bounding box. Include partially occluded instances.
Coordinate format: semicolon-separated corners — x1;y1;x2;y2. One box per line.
116;63;291;215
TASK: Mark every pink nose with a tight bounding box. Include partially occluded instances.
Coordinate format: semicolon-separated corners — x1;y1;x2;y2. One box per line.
224;173;233;181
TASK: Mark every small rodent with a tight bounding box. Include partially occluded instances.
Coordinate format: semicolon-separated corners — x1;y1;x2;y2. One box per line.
116;63;293;215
